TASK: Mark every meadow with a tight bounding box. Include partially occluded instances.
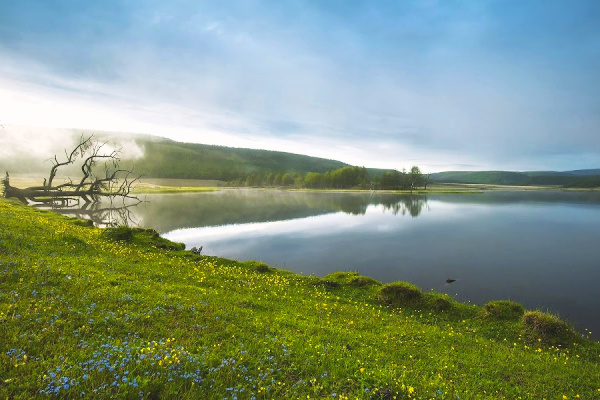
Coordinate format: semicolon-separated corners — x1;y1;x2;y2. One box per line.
1;198;599;399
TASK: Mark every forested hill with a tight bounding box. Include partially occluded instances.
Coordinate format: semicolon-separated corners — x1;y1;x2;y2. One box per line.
5;129;598;187
119;135;600;187
431;170;600;187
121;137;352;181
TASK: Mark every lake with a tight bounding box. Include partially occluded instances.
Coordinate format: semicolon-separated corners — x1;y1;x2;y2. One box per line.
129;189;600;339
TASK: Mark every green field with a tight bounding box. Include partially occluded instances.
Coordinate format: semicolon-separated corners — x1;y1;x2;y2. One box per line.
431;171;600;188
1;199;599;399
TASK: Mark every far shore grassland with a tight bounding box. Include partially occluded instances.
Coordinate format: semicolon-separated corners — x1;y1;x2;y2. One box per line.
7;174;598;195
112;180;600;194
1;198;600;399
132;180;598;194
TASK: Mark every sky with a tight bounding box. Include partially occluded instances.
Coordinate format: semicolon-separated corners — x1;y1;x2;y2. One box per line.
1;0;599;172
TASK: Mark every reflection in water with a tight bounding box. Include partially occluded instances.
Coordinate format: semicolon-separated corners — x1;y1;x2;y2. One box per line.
132;190;428;232
34;200;142;227
380;196;427;217
158;190;600;339
44;189;429;230
134;189;600;233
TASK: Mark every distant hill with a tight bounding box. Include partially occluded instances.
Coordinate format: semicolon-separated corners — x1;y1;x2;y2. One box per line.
431;170;600;188
4;128;597;188
100;134;600;188
0;129;390;184
563;169;600;176
563;175;600;188
120;136;355;181
431;171;531;185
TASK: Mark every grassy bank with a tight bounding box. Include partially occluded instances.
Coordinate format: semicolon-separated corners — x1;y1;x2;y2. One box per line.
1;199;599;399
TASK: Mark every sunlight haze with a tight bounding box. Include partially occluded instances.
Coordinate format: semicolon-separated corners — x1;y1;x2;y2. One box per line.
1;1;599;172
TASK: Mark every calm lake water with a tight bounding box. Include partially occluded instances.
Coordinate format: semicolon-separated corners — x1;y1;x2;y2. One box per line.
129;189;600;339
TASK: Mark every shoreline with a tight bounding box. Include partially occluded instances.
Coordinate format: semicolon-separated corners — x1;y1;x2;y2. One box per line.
6;174;598;195
1;198;599;398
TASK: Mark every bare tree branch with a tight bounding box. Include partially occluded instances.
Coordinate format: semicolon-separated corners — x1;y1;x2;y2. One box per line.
5;134;142;210
47;134;94;188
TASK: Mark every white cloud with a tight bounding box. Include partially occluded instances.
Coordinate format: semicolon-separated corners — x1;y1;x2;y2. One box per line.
1;1;598;173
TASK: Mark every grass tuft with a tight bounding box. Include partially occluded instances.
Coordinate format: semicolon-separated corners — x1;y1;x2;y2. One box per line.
312;279;341;288
426;293;455;311
241;260;271;273
324;271;381;287
377;281;423;306
325;271;359;280
101;225;134;242
483;300;525;320
522;310;576;345
101;226;186;250
348;275;381;287
70;218;94;227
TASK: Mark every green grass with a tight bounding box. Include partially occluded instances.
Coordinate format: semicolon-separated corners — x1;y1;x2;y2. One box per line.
483;300;525;321
1;199;599;399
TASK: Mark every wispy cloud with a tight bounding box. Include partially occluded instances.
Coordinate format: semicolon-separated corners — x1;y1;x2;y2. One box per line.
1;0;599;171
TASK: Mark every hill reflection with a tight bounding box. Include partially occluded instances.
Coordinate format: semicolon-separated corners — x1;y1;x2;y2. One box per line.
133;190;428;232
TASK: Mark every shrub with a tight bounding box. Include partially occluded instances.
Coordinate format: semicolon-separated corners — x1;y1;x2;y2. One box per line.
377;281;423;306
348;276;381;287
154;241;186;251
101;226;185;250
522;311;576;345
253;262;270;273
140;228;160;239
242;261;271;273
428;294;453;311
313;279;340;288
325;271;359;280
483;300;525;320
101;226;134;242
324;271;381;287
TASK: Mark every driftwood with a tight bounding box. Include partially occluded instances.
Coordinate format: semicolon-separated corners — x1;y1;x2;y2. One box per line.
3;134;142;208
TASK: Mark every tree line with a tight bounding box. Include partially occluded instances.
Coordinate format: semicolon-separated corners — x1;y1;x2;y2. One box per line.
232;165;430;191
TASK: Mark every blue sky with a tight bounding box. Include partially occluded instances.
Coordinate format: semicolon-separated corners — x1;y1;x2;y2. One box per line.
1;0;599;171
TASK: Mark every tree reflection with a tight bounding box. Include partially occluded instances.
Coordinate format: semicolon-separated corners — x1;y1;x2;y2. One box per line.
34;200;142;228
34;190;429;231
129;190;429;232
379;196;427;217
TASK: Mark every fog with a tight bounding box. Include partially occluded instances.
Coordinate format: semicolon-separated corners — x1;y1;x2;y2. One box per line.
0;126;144;175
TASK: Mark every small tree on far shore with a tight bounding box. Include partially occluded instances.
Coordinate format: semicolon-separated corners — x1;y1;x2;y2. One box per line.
408;166;423;192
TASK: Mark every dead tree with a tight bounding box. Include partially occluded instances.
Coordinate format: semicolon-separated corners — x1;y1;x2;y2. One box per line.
3;134;142;208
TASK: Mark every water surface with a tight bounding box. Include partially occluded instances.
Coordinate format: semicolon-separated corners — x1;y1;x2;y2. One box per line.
134;189;600;338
